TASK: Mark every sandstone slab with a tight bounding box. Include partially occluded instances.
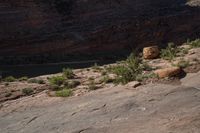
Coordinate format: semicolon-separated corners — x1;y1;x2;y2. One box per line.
154;67;181;78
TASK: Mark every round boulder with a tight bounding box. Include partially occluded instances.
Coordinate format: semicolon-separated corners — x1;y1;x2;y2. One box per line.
143;46;159;59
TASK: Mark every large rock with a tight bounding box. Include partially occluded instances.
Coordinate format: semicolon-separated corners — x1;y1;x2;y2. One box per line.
143;46;160;59
154;67;181;78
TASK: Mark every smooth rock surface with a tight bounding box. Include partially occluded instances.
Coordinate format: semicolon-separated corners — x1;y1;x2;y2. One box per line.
0;72;200;133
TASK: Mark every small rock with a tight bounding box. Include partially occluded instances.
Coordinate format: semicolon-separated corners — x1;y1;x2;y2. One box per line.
143;46;159;59
126;81;141;88
154;67;181;78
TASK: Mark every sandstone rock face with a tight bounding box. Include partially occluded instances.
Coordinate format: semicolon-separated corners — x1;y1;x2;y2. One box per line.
0;0;200;64
154;67;181;78
143;46;160;59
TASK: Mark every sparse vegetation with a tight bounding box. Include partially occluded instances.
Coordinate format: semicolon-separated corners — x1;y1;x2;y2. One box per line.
22;88;34;95
174;59;190;68
187;39;200;48
18;76;28;81
4;76;16;82
64;80;80;89
100;76;114;84
63;68;74;79
55;89;72;97
110;53;144;84
28;78;45;84
160;43;178;61
92;63;102;72
136;72;158;82
101;70;107;76
88;81;99;90
48;76;65;86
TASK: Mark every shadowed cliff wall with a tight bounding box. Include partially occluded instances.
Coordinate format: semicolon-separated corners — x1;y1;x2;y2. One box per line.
0;0;199;64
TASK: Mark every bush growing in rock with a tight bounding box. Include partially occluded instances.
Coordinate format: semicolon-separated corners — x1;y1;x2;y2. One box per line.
55;89;72;97
63;68;74;79
22;88;34;95
160;43;178;61
28;78;45;84
187;39;200;48
48;76;65;86
4;76;16;82
18;76;28;81
111;53;144;84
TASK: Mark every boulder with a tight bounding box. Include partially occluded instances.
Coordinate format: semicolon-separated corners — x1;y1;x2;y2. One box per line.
143;46;160;59
154;67;181;78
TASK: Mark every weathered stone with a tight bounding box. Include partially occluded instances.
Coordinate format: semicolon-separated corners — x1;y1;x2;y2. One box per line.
126;81;141;88
154;67;181;78
143;46;160;59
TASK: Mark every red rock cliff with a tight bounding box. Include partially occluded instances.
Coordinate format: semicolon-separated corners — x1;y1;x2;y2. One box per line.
0;0;199;64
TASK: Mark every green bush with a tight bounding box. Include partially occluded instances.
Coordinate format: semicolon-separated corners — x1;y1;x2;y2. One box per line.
48;76;65;86
56;89;72;97
160;43;178;61
22;88;34;95
49;85;61;91
187;39;200;48
64;80;80;88
111;53;143;84
4;76;16;82
136;73;158;82
28;78;45;84
174;59;190;68
63;68;74;79
100;76;114;84
88;81;99;90
18;76;28;81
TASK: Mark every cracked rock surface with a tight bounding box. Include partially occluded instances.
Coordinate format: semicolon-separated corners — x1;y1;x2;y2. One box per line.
0;72;200;133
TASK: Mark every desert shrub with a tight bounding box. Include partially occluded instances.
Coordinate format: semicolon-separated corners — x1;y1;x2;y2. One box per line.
111;53;144;84
88;77;94;81
101;71;107;76
18;76;28;81
92;63;102;71
174;59;190;68
22;88;34;95
160;43;178;60
63;68;74;79
100;76;114;84
28;78;45;84
64;80;80;88
48;76;65;86
49;85;61;91
187;39;200;48
178;47;189;55
4;76;16;82
88;81;99;90
55;89;72;97
136;72;158;82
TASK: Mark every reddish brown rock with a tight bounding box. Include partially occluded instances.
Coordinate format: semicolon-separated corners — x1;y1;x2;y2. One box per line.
154;67;181;78
143;46;160;59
